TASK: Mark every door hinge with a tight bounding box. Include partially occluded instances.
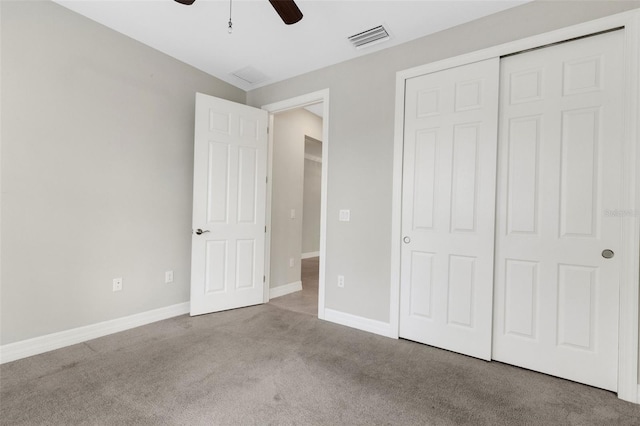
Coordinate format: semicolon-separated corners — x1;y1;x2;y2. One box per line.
266;176;268;184
263;275;266;283
267;127;270;134
265;226;267;233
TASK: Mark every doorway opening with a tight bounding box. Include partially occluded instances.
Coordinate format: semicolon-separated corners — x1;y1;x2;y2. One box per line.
261;90;330;320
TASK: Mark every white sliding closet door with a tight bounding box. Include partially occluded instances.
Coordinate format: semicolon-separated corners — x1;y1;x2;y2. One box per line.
399;58;500;360
493;30;624;391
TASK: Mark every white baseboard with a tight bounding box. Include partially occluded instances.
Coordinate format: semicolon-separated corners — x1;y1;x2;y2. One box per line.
0;302;190;364
637;385;640;404
269;281;302;299
301;251;320;259
324;308;392;338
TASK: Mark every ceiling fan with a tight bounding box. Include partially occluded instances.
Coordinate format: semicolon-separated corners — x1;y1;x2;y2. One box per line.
174;0;303;25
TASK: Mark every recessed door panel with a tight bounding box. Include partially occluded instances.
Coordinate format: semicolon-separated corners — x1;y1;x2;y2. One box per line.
450;124;479;233
205;241;227;294
239;117;259;142
236;240;255;290
409;252;434;319
412;130;438;230
563;56;602;95
509;68;543;104
560;108;600;238
237;146;258;224
557;264;596;350
504;259;538;339
506;116;540;235
207;142;230;224
417;89;441;117
447;255;475;328
455;80;482;111
209;110;231;134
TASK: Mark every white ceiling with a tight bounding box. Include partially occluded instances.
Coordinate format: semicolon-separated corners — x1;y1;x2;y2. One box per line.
54;0;530;91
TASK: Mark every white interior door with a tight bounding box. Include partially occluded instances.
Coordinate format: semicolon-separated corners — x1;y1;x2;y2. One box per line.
190;93;268;316
399;58;500;360
493;30;624;391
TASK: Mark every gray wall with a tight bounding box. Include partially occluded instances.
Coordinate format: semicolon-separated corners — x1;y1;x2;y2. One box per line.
248;0;640;322
0;0;245;345
302;137;322;255
270;109;322;290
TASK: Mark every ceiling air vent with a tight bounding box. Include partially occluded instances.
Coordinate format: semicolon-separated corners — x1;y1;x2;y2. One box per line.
348;25;390;49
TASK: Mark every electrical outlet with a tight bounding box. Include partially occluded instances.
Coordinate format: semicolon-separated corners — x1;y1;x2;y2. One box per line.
289;258;294;268
339;210;350;222
337;275;345;288
290;209;296;219
113;277;123;292
165;270;174;283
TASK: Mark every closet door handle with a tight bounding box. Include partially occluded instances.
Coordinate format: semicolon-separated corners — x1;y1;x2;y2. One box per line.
403;236;411;244
195;229;210;235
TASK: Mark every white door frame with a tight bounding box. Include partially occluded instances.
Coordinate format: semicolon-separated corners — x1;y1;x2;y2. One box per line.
261;89;330;320
390;10;640;403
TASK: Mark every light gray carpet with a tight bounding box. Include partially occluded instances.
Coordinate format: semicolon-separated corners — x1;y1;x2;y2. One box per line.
268;257;319;317
2;302;639;425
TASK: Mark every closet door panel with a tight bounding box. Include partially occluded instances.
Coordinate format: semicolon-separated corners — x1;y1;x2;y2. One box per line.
493;30;624;392
399;58;500;360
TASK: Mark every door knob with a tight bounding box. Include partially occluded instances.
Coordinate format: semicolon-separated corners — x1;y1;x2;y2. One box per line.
601;249;614;259
403;236;411;244
195;229;210;235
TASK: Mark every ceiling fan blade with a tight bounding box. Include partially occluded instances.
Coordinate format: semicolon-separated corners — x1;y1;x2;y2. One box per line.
174;0;195;5
268;0;303;25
